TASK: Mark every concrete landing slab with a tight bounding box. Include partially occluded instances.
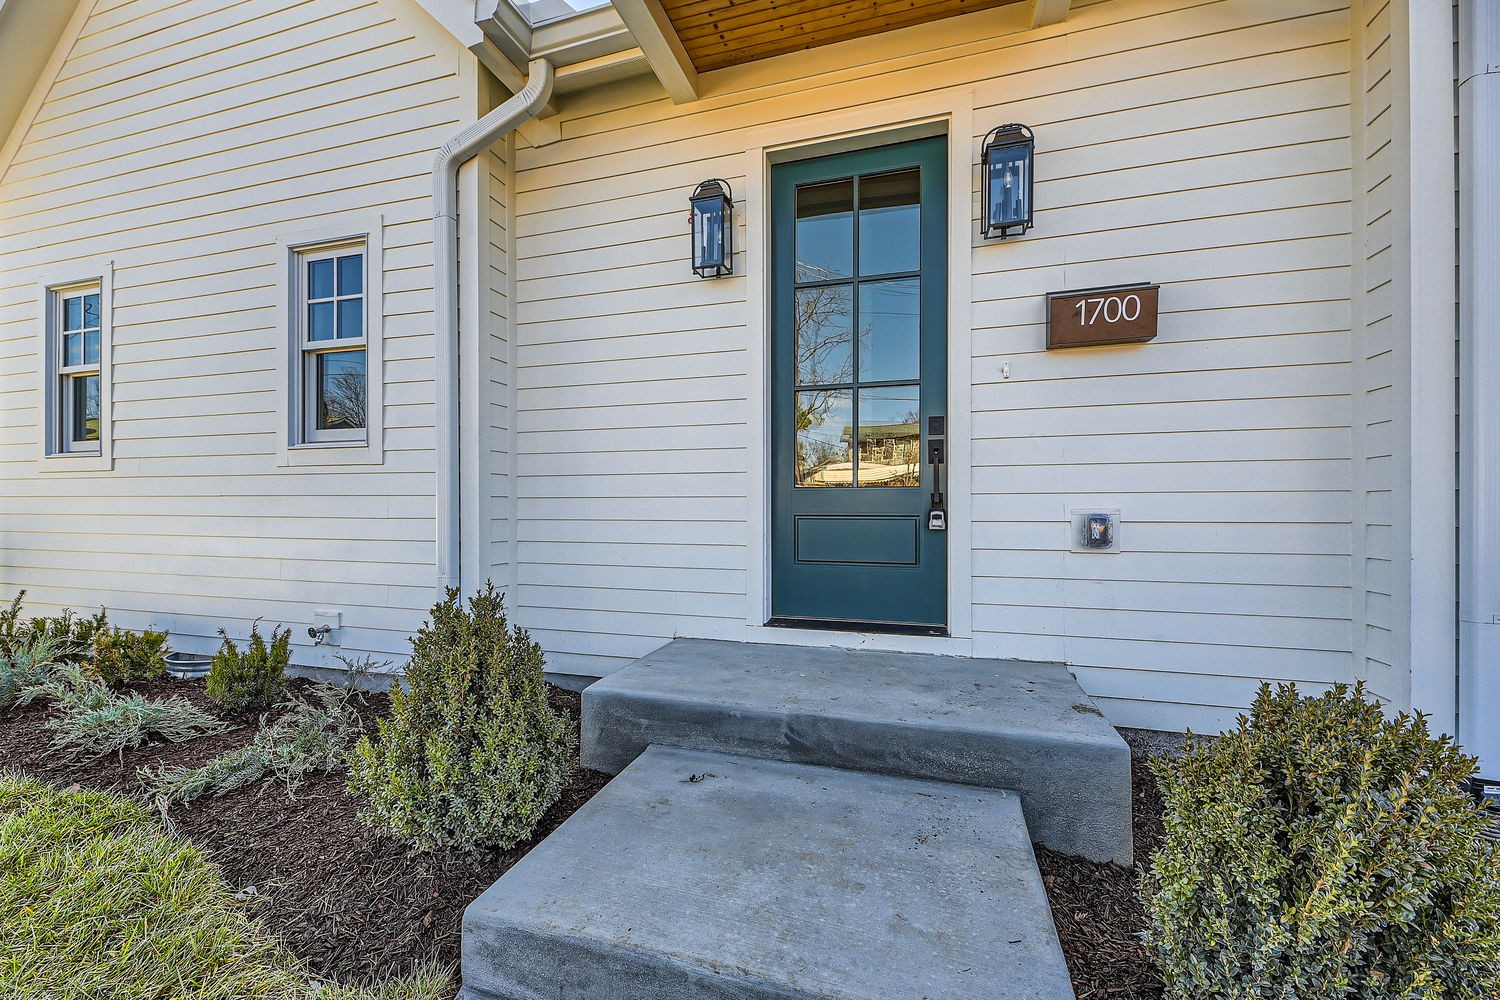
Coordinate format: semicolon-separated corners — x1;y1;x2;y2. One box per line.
581;639;1131;865
460;746;1075;1000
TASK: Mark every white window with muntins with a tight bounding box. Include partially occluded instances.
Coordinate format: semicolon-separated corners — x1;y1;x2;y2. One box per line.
39;267;113;471
56;283;103;452
297;243;368;443
275;218;384;467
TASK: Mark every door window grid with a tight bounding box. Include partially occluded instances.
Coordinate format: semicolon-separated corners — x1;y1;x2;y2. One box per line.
57;286;102;452
793;168;922;488
297;245;367;443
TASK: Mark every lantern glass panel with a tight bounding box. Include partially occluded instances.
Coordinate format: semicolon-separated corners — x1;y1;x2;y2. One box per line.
986;143;1031;232
692;195;726;273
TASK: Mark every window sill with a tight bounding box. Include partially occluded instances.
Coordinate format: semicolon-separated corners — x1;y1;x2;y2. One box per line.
38;450;112;473
278;440;383;468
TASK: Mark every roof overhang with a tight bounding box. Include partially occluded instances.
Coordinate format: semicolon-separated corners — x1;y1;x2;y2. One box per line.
474;0;652;96
612;0;1077;102
0;0;84;151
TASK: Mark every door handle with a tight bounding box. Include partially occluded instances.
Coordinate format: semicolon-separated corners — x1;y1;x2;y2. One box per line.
928;438;946;531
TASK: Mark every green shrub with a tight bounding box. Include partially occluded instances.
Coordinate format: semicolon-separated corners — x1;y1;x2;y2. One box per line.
206;621;290;711
90;627;170;686
142;684;362;804
1142;682;1500;1000
0;635;67;710
0;776;452;1000
347;583;573;852
0;590;108;665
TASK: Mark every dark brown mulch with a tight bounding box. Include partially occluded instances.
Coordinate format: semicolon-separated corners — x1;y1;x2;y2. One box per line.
2;675;1171;996
0;676;609;985
1034;755;1168;1000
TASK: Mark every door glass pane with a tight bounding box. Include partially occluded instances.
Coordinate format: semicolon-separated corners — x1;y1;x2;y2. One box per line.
857;279;920;382
337;299;363;340
856;386;920;487
794;389;852;487
71;374;100;443
308;301;335;341
337;254;363;296
316;350;367;430
795;179;853;282
308;258;335;300
794;285;852;386
858;169;920;276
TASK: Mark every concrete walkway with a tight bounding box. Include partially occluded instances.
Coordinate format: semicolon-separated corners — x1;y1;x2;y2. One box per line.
460;746;1075;1000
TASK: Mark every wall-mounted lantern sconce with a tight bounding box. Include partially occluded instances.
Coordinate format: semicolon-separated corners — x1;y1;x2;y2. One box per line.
690;179;733;278
980;124;1035;240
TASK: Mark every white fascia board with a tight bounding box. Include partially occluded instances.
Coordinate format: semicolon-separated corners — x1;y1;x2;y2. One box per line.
610;0;698;103
532;3;637;63
1030;0;1071;28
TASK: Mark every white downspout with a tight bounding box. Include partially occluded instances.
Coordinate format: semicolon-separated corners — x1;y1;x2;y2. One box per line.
1459;1;1500;776
432;58;554;597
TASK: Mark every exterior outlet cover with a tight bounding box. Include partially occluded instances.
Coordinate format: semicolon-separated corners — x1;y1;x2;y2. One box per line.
1069;509;1121;553
313;609;343;645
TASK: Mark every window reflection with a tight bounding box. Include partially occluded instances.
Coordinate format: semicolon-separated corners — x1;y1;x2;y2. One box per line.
857;279;920;383
795;389;853;486
858;169;920;276
795;179;854;282
317;350;367;430
794;285;853;386
856;387;920;487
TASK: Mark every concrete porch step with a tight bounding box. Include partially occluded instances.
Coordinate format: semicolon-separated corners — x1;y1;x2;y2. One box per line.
581;639;1132;865
460;746;1075;1000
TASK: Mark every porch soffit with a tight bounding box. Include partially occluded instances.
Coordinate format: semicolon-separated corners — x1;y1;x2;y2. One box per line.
659;0;1035;74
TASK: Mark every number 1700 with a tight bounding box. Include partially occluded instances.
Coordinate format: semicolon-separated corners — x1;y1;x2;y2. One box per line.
1074;293;1142;326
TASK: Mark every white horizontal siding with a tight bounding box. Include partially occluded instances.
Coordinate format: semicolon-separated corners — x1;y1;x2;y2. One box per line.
0;0;460;663
511;0;1360;730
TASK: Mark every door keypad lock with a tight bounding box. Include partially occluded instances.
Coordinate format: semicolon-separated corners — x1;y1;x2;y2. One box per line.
927;433;947;532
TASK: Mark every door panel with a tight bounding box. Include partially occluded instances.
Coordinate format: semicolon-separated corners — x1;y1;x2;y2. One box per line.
770;137;948;630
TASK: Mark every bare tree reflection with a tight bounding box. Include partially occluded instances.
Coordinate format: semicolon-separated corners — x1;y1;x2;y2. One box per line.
794;281;854;486
320;359;367;430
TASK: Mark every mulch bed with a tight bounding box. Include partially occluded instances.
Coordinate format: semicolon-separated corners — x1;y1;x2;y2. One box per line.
1035;756;1168;999
0;677;609;986
0;675;1169;997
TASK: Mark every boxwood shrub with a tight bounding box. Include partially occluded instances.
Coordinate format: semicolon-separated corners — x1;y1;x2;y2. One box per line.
91;627;170;686
205;622;289;711
1142;682;1500;999
347;584;572;852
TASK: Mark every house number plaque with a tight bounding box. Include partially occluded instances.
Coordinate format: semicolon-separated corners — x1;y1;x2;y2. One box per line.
1046;283;1160;349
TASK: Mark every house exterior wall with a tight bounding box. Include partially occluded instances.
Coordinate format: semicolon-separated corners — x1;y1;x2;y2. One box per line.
510;0;1371;732
0;0;469;665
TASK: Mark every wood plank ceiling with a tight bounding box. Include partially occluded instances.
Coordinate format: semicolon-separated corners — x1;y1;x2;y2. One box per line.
661;0;1026;72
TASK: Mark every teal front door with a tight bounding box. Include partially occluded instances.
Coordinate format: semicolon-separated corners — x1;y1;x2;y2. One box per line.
770;136;948;631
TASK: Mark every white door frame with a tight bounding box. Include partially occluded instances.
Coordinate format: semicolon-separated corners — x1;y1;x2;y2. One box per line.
740;91;976;655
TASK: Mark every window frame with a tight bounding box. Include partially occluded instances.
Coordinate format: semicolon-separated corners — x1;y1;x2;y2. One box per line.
297;242;369;445
274;218;384;468
38;265;113;473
